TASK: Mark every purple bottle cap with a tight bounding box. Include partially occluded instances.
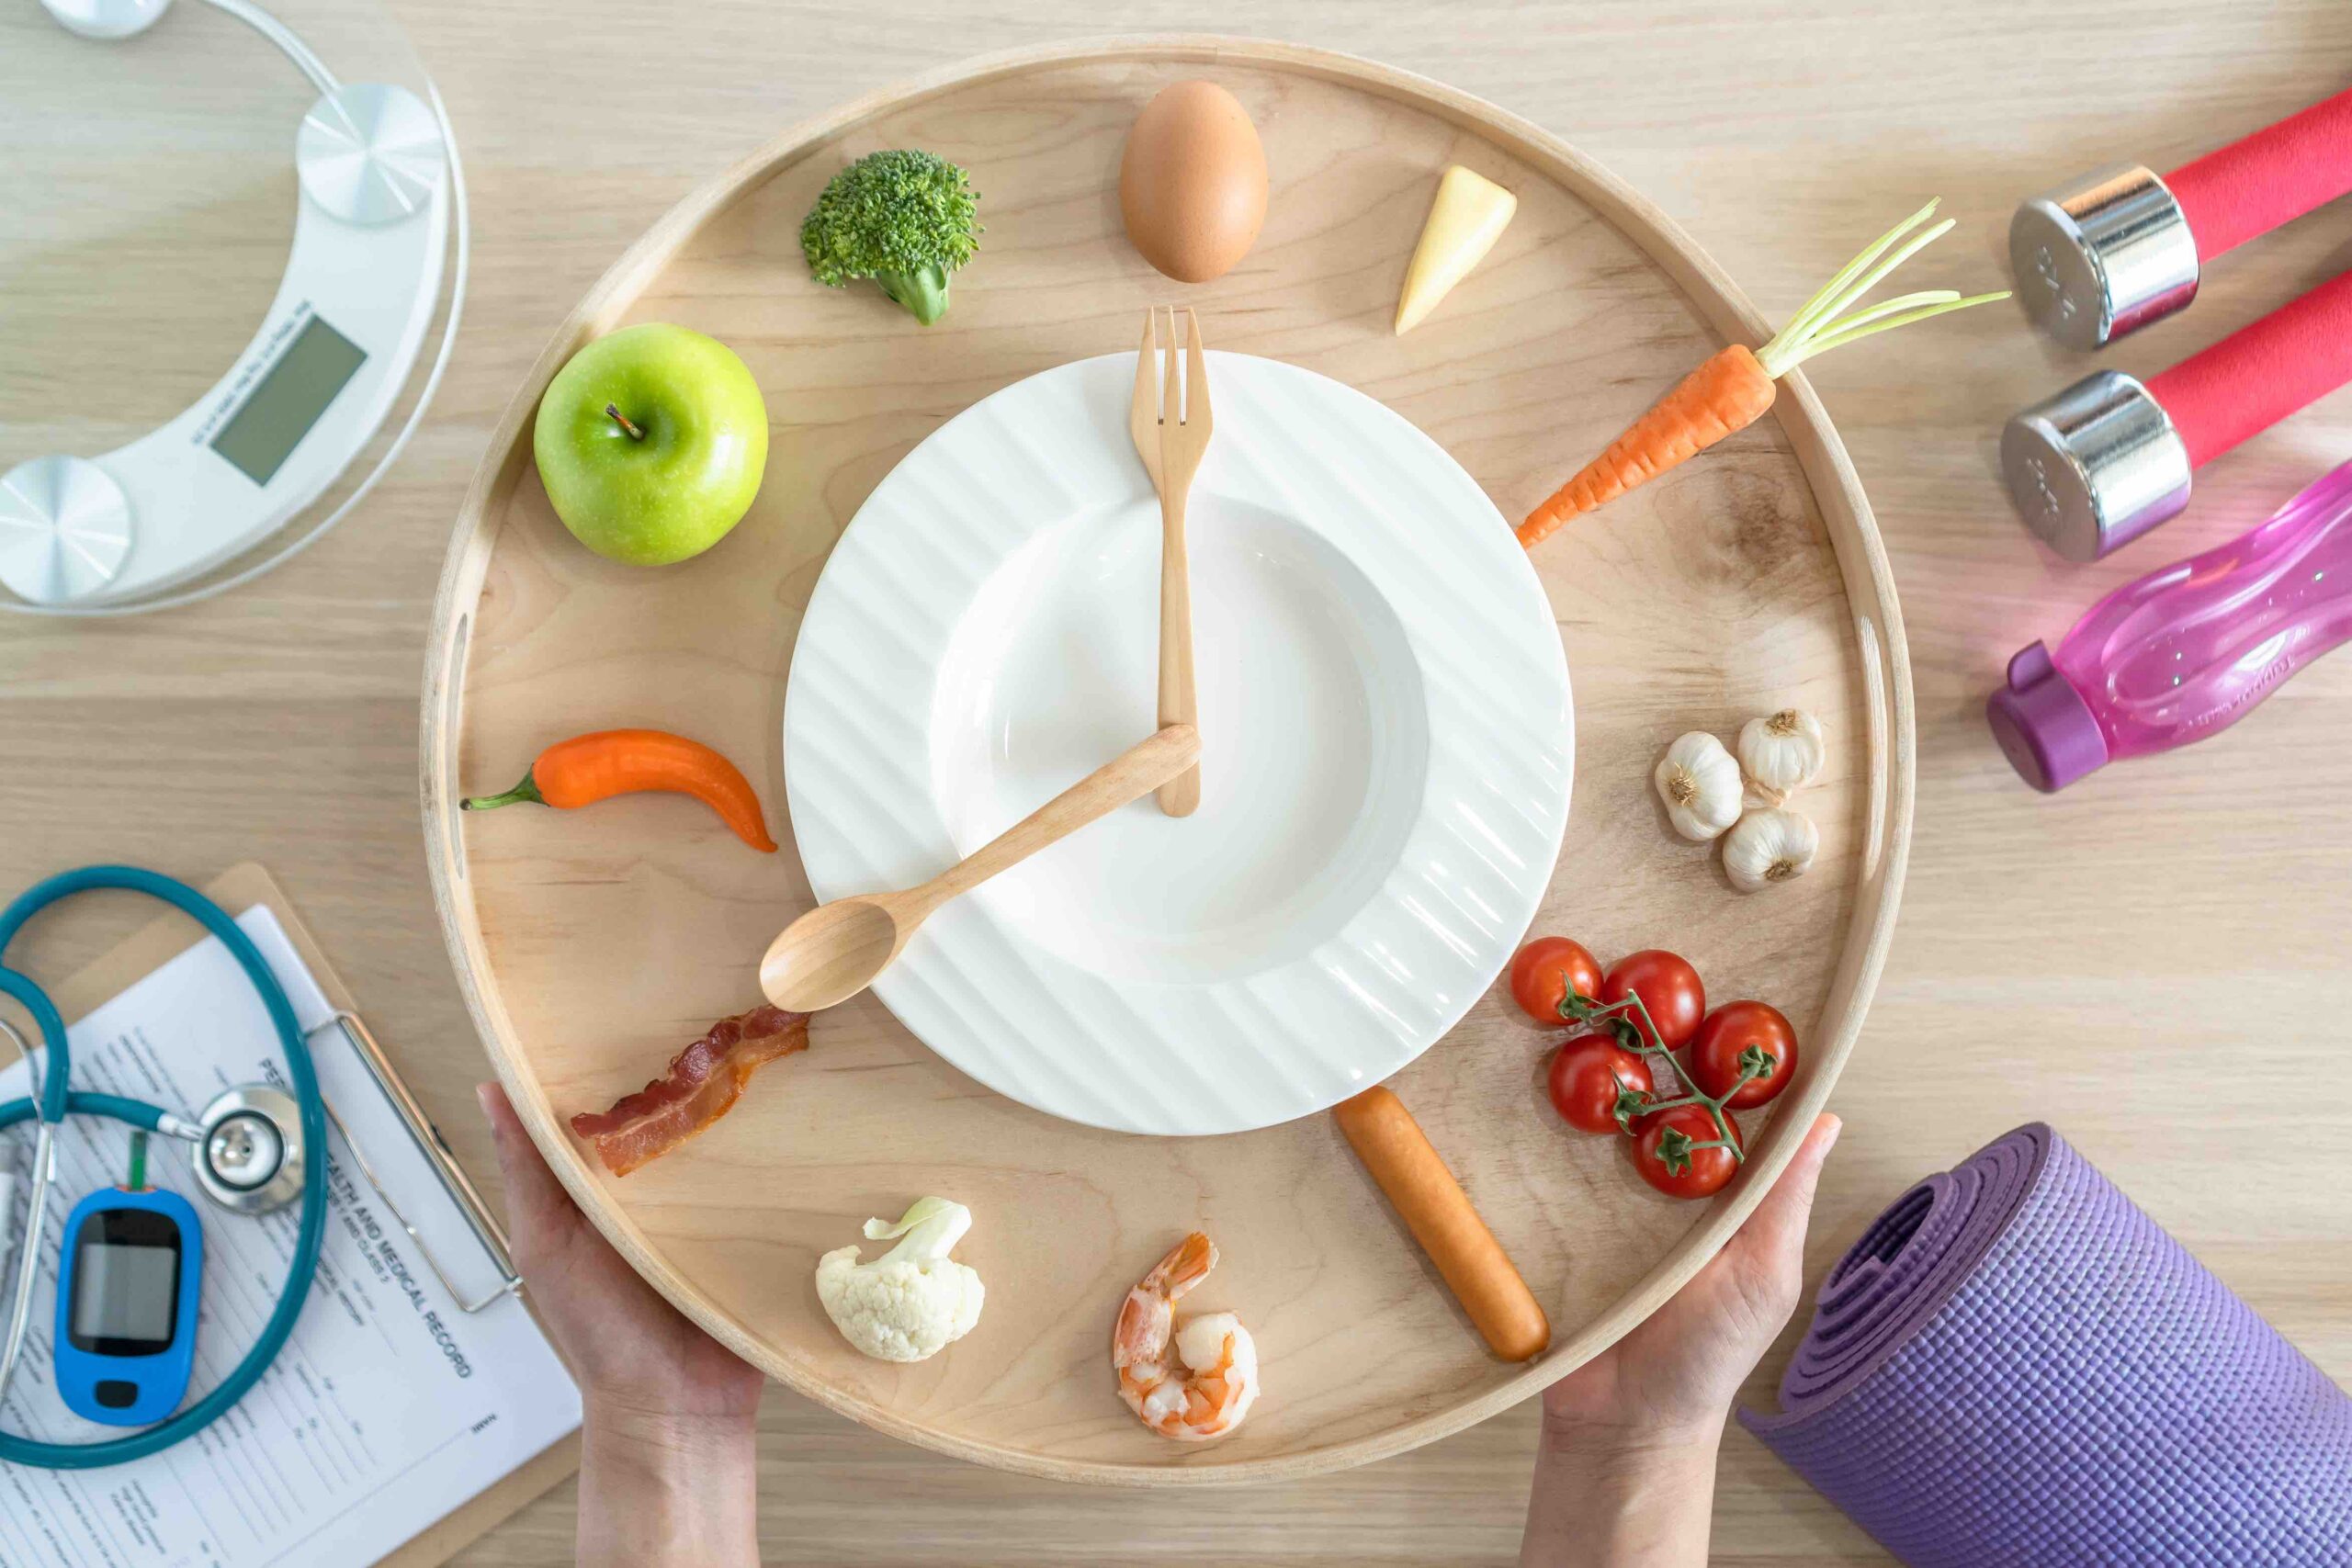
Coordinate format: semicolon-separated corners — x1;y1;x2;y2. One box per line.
1986;641;2109;792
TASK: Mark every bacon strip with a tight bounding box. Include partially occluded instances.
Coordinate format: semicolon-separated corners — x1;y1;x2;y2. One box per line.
570;1005;809;1176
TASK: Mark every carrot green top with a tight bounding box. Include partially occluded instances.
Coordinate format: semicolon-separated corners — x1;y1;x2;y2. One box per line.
1754;199;2008;380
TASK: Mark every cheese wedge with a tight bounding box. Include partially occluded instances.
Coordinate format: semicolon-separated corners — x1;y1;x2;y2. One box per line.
1394;165;1518;335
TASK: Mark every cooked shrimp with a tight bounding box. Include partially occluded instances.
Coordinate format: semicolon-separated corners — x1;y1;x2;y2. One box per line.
1112;1231;1259;1442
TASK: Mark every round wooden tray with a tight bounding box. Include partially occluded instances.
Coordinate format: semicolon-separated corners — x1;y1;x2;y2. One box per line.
421;36;1913;1483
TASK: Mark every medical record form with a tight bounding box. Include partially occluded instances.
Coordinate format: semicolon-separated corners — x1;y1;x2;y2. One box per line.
0;907;581;1567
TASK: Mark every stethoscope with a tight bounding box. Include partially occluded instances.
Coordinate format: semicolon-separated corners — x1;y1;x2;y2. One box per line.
0;866;327;1470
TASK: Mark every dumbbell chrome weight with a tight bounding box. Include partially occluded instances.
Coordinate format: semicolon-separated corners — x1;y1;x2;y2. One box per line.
2012;86;2352;349
2005;271;2352;560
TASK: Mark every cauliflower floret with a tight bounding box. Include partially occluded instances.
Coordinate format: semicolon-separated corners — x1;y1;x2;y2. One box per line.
814;1197;984;1363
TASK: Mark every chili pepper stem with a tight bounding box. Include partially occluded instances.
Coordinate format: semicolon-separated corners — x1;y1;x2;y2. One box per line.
460;773;546;811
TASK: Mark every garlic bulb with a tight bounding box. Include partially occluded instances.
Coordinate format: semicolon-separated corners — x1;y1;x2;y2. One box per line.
1738;708;1826;796
1723;807;1818;892
1653;732;1743;841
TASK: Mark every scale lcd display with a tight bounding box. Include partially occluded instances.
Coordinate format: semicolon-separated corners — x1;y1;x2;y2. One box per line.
69;1240;178;1353
209;314;368;485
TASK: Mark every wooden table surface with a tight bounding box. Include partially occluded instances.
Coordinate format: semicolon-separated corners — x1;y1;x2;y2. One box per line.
4;2;2346;1562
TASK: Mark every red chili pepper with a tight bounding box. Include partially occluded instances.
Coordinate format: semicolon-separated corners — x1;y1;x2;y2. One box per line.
462;728;777;852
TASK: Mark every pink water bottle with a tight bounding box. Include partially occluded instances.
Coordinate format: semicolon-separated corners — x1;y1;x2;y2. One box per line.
1988;462;2352;791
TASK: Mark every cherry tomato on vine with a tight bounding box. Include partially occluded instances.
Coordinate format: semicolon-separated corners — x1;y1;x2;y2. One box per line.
1509;936;1603;1026
1688;1000;1798;1110
1545;1036;1654;1135
1628;1103;1743;1200
1598;950;1705;1050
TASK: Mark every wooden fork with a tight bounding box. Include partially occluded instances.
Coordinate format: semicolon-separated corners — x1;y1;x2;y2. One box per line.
1128;307;1211;817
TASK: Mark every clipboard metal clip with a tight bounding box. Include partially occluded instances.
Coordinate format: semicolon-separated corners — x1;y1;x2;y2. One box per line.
309;1010;523;1314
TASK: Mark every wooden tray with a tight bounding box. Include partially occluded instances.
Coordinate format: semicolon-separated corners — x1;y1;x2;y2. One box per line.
421;36;1913;1484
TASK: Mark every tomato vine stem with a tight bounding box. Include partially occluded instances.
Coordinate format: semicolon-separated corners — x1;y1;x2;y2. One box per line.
1559;988;1764;1172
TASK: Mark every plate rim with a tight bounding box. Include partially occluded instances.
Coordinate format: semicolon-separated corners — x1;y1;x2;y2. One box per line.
419;33;1916;1485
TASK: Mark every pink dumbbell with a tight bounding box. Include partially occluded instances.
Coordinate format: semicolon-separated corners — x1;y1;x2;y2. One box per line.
2004;270;2352;560
2011;86;2352;349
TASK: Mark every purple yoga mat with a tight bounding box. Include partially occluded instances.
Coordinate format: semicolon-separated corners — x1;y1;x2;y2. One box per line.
1741;1122;2352;1566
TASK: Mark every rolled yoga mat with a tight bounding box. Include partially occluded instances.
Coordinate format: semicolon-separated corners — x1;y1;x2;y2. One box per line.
1741;1122;2352;1566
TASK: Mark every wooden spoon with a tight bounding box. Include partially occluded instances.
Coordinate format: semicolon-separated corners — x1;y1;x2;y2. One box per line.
759;724;1201;1012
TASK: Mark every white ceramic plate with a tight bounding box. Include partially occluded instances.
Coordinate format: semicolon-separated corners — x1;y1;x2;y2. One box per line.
783;352;1571;1135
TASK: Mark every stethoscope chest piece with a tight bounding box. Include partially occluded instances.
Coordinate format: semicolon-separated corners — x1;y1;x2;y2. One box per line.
192;1085;305;1214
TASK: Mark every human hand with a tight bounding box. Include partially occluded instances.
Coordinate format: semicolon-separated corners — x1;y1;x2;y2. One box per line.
477;1081;765;1428
1544;1111;1840;1445
477;1082;763;1568
1521;1113;1840;1567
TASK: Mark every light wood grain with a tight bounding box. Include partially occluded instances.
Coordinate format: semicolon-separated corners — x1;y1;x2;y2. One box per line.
422;37;1906;1484
2;1;2346;1561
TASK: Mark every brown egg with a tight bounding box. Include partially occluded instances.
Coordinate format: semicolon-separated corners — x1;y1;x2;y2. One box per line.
1118;81;1269;284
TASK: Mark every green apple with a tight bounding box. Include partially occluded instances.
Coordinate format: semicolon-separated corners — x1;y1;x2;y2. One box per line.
533;322;770;566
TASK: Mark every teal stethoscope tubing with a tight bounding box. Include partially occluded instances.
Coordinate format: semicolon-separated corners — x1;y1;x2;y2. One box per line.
0;865;328;1469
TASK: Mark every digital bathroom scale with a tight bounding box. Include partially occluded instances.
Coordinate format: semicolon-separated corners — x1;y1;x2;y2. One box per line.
0;0;467;615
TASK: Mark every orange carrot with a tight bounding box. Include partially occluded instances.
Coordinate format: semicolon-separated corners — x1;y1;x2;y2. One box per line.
1519;344;1776;548
1520;199;2008;549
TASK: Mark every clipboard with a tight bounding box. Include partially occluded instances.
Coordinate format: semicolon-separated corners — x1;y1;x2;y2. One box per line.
35;863;580;1568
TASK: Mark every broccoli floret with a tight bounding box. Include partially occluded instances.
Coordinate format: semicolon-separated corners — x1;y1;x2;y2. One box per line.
799;149;981;327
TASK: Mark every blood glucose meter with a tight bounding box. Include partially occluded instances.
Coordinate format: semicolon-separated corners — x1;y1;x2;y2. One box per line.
53;1183;203;1426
